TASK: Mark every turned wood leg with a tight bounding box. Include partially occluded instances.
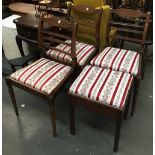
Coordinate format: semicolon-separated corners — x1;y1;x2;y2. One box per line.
113;114;122;152
69;103;75;135
7;83;19;116
131;79;140;116
49;101;57;137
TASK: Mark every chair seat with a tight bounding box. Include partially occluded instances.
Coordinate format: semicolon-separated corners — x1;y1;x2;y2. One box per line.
10;58;72;94
69;65;133;109
46;40;96;66
90;47;141;77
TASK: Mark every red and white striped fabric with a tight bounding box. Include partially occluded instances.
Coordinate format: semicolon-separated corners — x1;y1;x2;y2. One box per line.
10;58;72;94
46;40;96;66
90;47;141;77
69;65;133;109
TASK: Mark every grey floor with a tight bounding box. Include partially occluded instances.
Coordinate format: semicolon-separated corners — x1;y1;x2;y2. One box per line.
2;44;153;155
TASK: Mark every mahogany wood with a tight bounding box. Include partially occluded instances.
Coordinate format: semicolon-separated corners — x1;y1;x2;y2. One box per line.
68;79;134;152
5;16;78;136
110;8;151;79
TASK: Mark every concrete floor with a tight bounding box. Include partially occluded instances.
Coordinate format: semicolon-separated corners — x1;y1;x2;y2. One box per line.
2;44;153;155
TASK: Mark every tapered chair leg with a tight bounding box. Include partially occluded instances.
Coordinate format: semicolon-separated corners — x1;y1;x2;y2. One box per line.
69;103;75;135
49;102;57;137
7;84;19;116
131;79;140;116
123;88;132;120
113;114;122;152
123;100;130;120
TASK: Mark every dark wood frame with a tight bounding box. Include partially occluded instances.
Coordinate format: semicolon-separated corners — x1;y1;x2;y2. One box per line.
66;4;102;70
110;8;151;78
5;15;78;137
109;8;150;115
68;75;134;152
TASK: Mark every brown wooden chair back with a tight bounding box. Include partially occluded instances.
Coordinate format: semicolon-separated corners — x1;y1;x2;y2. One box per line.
67;4;102;50
110;8;151;54
38;15;78;67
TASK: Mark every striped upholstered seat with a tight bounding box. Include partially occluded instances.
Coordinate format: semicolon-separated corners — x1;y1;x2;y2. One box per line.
10;58;72;94
69;65;133;109
90;47;141;77
46;40;96;66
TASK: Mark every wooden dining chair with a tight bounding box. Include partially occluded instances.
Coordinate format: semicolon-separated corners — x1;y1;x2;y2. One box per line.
5;15;77;137
110;8;151;75
46;4;102;70
90;8;151;116
68;65;134;151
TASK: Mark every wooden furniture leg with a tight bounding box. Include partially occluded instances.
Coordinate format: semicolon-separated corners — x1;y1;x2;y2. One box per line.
131;78;140;116
123;88;132;120
6;81;19;116
69;103;75;135
113;113;123;152
49;100;57;137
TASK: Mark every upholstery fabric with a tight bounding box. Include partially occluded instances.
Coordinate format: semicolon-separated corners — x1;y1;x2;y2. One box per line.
46;40;96;66
67;1;112;49
90;47;141;77
10;58;72;94
73;0;105;7
69;65;133;109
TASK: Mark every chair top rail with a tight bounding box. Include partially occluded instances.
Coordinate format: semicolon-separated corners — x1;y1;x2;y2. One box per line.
41;15;77;31
70;4;101;14
111;8;149;18
69;16;96;28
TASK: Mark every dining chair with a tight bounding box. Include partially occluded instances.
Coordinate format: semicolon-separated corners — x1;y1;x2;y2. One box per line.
90;8;151;115
68;65;134;151
5;15;77;137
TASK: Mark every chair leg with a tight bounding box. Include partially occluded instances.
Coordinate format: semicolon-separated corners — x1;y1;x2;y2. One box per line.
69;103;75;135
113;114;122;152
123;89;132;120
49;101;57;137
131;79;140;116
7;84;19;116
123;100;130;120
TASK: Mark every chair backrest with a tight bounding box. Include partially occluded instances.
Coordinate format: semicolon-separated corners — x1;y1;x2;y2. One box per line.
38;15;77;67
110;8;151;54
67;3;102;50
